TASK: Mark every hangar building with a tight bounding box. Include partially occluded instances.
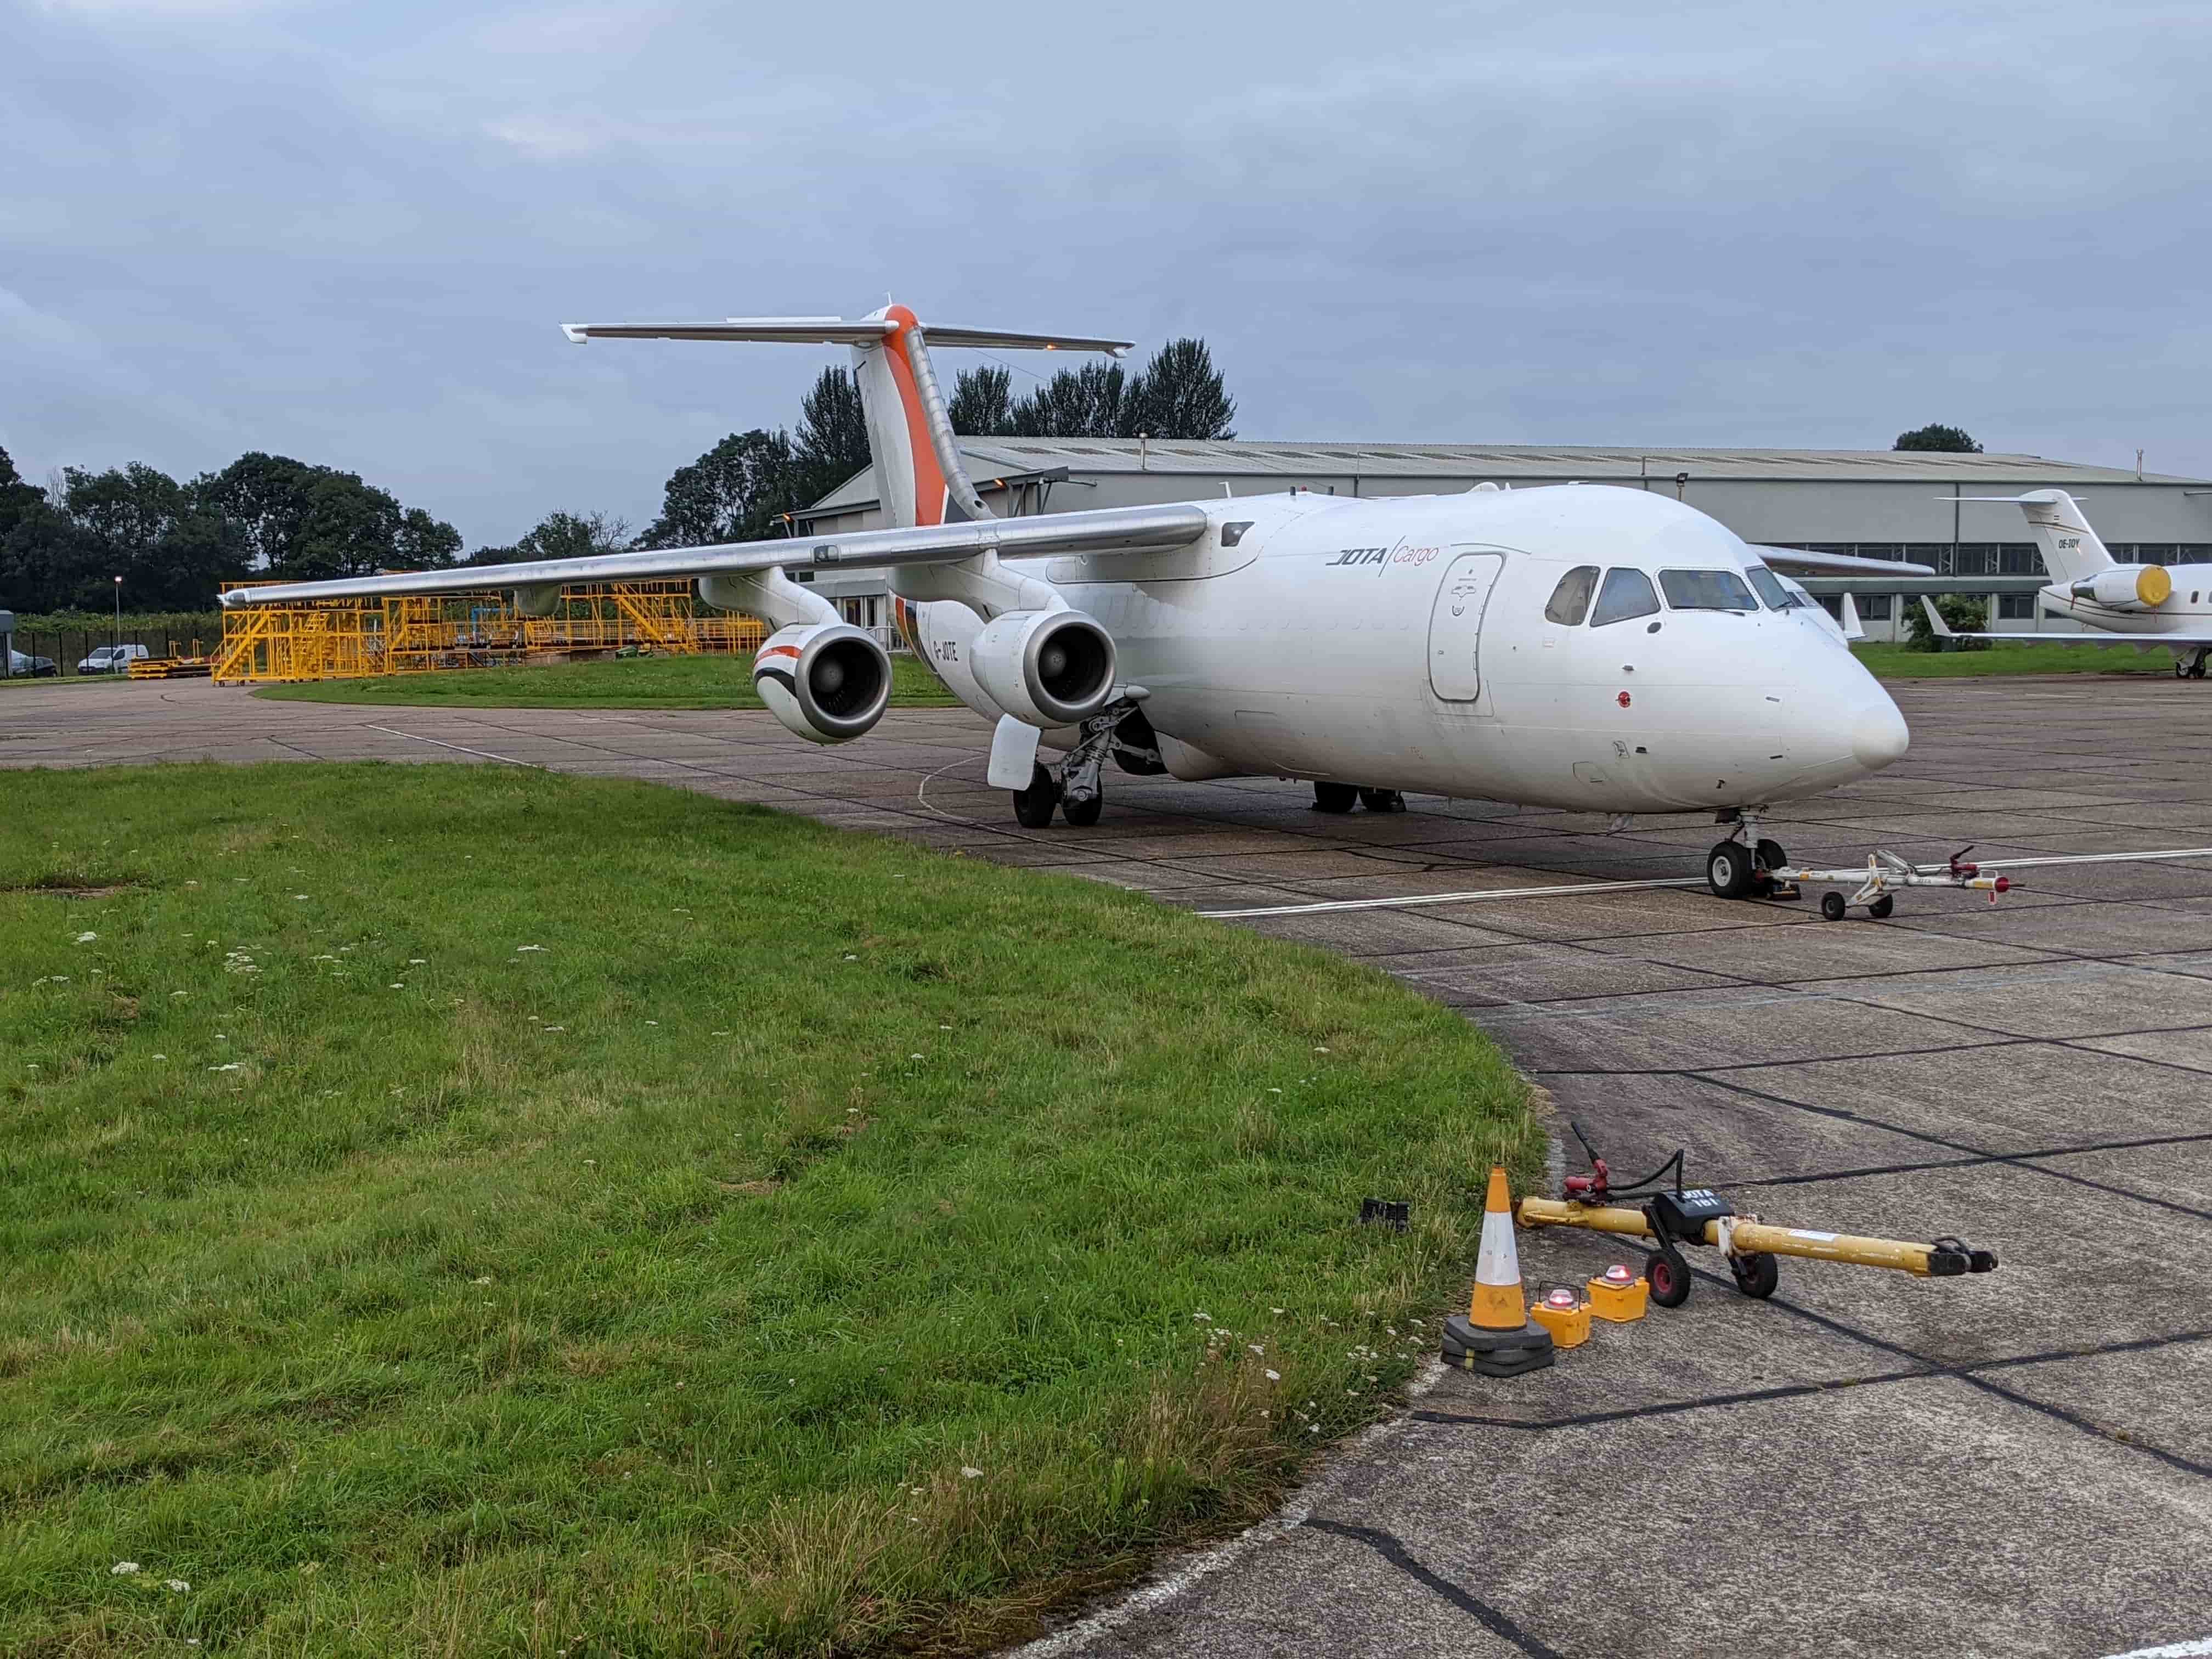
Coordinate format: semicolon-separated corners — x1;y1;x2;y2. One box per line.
792;442;2212;641
793;442;2212;644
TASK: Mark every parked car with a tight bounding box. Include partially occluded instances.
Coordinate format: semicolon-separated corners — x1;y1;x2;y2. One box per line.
8;648;59;678
77;644;151;673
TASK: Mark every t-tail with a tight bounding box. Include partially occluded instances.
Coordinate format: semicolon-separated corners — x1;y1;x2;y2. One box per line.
560;307;1131;529
1956;489;2117;586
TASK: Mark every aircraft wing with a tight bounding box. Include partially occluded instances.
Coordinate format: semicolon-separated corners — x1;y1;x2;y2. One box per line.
1751;546;1938;578
1917;597;2212;646
560;318;1134;355
219;504;1211;610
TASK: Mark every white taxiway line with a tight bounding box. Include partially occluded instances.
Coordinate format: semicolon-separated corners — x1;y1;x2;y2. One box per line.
1199;845;2212;921
1201;876;1707;919
368;725;539;768
2104;1639;2212;1658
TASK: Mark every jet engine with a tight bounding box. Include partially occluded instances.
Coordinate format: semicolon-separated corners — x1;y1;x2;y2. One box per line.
2071;565;2172;611
752;622;893;744
969;609;1118;727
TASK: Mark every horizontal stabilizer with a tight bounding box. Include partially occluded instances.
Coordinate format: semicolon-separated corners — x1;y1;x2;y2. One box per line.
561;318;1132;355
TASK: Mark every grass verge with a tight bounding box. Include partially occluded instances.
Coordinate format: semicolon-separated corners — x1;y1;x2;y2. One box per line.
252;652;962;710
2;763;1539;1657
1854;640;2177;678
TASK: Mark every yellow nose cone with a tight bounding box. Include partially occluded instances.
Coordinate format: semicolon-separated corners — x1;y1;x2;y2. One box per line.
2140;564;2174;606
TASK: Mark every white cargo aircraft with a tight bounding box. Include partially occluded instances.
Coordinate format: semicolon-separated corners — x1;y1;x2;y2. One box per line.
224;305;1928;898
1916;490;2212;678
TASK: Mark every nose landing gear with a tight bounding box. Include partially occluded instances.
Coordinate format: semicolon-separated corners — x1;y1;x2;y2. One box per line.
1313;783;1407;814
1706;810;1798;900
2178;648;2209;680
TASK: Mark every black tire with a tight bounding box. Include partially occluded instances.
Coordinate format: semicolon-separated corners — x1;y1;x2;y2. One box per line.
1868;894;1895;920
1313;782;1358;814
1707;840;1756;899
1754;838;1787;871
1358;787;1405;813
1012;763;1059;829
1060;790;1103;828
1645;1250;1691;1308
1730;1251;1779;1300
1820;891;1847;922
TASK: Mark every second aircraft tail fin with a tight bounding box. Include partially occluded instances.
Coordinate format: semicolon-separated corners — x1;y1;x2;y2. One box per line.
1956;490;2116;586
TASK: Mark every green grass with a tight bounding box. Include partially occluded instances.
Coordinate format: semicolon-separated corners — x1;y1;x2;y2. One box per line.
1;764;1539;1657
1;674;138;691
1855;640;2178;678
253;652;962;710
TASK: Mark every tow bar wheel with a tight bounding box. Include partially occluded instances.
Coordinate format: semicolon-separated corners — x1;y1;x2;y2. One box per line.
1729;1251;1780;1299
1644;1250;1692;1308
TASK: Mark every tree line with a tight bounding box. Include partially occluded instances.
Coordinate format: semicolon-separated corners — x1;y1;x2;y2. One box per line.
0;338;1237;612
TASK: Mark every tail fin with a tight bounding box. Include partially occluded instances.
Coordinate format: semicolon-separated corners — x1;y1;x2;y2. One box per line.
562;308;1130;529
1955;489;2115;586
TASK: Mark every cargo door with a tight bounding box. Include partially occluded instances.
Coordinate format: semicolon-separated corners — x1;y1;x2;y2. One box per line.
1427;551;1504;701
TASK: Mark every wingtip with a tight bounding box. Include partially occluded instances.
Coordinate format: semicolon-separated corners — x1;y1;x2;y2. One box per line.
560;324;589;345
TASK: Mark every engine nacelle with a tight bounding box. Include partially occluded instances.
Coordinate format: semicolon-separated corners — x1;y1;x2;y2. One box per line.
2071;565;2172;611
969;609;1117;727
752;623;892;745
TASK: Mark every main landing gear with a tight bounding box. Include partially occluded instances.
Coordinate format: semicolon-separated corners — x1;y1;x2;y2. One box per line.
2177;648;2209;681
1007;704;1139;828
1705;809;1796;901
1313;783;1406;814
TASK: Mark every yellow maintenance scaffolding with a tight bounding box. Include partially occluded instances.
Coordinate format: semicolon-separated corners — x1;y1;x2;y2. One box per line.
213;582;766;684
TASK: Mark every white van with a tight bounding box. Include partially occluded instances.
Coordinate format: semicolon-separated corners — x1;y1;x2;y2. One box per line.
77;644;151;674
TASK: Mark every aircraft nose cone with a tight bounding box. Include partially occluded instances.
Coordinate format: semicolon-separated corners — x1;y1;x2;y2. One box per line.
1852;702;1910;770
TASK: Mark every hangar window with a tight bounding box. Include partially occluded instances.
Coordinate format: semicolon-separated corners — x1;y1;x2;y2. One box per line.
1743;566;1804;611
1998;594;2035;619
1658;569;1756;612
1544;566;1599;625
1860;595;1894;620
1590;567;1661;627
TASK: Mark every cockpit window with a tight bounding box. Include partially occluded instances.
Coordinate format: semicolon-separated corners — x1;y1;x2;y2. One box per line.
1544;565;1599;625
1590;567;1661;627
1659;569;1757;612
1743;565;1804;611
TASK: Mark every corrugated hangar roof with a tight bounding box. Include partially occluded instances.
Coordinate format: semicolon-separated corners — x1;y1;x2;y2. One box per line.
809;439;2205;512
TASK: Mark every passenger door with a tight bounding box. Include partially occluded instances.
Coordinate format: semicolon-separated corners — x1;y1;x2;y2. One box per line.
1427;551;1505;701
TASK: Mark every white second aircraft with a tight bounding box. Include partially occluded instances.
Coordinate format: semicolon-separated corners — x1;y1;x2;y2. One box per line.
224;305;1929;898
1917;490;2212;678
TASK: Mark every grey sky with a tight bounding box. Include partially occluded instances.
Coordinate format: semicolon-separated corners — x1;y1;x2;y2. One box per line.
5;0;2208;549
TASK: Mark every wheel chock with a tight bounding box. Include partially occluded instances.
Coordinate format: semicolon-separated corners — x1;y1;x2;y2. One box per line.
1529;1286;1591;1348
1586;1263;1649;1322
1442;1166;1555;1376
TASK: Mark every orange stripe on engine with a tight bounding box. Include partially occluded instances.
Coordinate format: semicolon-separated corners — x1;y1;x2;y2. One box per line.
759;644;802;661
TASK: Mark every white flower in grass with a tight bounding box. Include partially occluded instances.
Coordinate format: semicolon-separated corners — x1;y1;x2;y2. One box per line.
473;1276;492;1285
843;953;857;961
909;1053;923;1060
1192;1311;1211;1322
151;1054;166;1062
408;958;426;965
165;1578;189;1593
1265;1369;1281;1381
1248;1344;1265;1356
388;983;405;990
960;1466;984;1480
76;931;97;943
516;944;546;952
111;1561;140;1575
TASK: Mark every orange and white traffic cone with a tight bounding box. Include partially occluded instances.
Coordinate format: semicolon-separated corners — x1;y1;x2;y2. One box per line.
1440;1166;1556;1376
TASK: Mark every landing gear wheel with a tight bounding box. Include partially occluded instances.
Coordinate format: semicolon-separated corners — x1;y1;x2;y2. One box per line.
1358;787;1406;813
1012;763;1060;829
1755;838;1788;871
1868;894;1895;920
1060;789;1103;828
1729;1251;1780;1300
1313;782;1358;814
1819;891;1848;922
1645;1249;1692;1308
1707;840;1756;899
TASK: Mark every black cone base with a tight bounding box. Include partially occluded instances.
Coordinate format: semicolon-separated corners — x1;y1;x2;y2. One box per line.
1440;1313;1555;1377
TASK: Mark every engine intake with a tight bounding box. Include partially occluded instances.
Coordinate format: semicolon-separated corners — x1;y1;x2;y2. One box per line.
969;609;1117;727
753;622;892;744
2072;565;2171;611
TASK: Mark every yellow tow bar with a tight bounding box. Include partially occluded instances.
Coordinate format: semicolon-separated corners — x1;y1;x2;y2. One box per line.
1514;1194;1999;1309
